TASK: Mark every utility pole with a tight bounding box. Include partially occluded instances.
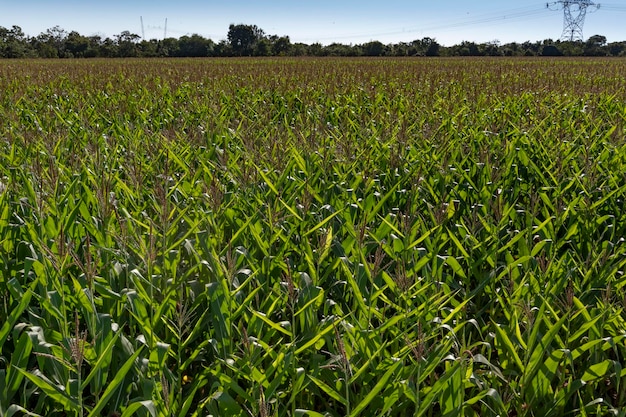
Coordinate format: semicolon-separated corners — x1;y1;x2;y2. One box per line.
547;1;600;42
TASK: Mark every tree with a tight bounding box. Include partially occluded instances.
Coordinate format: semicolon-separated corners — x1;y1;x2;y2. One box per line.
254;38;271;56
362;41;385;56
455;41;481;56
500;42;521;56
139;39;161;57
308;43;324;56
290;42;308;56
65;31;90;57
269;35;291;56
0;26;32;58
324;43;358;56
607;41;626;57
587;34;607;47
558;40;584;56
160;38;179;57
584;34;607;56
541;44;563;56
43;26;68;57
98;37;118;58
178;34;213;57
227;24;265;56
390;42;411;56
412;37;440;56
115;31;141;57
213;40;230;57
482;40;502;56
521;41;541;56
424;39;440;56
84;35;103;57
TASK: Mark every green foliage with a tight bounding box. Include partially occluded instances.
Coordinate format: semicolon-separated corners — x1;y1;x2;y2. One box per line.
4;22;626;58
1;57;626;416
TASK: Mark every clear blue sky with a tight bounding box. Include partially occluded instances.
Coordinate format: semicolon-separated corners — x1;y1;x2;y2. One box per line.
2;1;625;46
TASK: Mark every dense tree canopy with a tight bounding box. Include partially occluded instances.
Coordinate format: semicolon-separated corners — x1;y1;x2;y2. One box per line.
0;23;625;58
227;24;265;56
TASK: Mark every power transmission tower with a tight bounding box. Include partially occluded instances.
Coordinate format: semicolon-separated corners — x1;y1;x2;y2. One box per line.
547;1;600;41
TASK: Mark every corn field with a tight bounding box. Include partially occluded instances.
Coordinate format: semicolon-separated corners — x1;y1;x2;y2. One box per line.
1;57;626;416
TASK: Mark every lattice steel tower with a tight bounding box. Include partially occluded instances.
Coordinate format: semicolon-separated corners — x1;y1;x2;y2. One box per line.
547;1;600;41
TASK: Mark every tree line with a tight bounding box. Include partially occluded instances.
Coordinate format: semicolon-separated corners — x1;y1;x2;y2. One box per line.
1;24;624;58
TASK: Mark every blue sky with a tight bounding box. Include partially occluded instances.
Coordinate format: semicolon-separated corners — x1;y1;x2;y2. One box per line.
2;1;625;46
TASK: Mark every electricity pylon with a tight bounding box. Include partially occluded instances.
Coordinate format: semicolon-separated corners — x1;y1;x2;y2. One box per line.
547;1;600;41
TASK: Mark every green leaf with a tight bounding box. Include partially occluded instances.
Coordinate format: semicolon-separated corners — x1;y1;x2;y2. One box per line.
350;360;402;417
87;346;144;417
446;227;470;258
463;388;504;408
148;342;171;372
492;322;524;373
0;282;33;355
82;328;122;389
250;310;293;337
0;404;42;417
303;210;343;238
349;342;388;385
16;369;80;412
581;360;613;383
308;375;347;406
365;181;402;223
441;360;463;415
417;360;462;417
119;400;157;417
288;368;308;408
445;256;466;279
255;165;280;196
4;332;32;404
295;318;341;355
523;306;568;388
295;410;328;417
178;377;209;417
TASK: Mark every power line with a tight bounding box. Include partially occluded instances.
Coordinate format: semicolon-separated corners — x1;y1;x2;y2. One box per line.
302;1;625;44
419;9;550;33
301;5;554;42
600;4;626;12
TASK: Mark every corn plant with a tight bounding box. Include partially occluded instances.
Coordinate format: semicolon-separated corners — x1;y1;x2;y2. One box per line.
1;57;626;416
